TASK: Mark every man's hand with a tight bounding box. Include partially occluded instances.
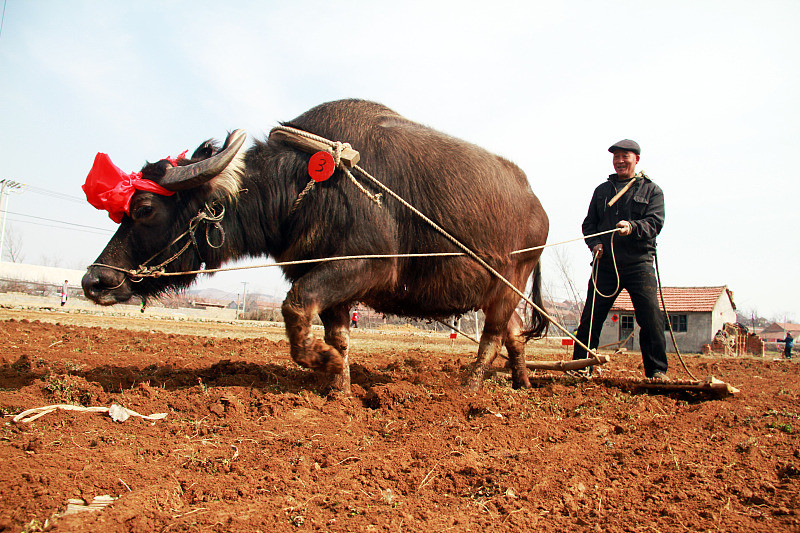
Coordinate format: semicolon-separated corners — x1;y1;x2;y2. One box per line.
592;244;603;259
616;220;632;236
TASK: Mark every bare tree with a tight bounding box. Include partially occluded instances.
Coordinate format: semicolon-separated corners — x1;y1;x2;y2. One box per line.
743;307;760;331
541;282;566;333
2;224;24;263
550;247;585;311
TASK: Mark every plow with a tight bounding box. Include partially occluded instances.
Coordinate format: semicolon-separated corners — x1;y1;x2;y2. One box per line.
492;352;740;397
439;318;741;397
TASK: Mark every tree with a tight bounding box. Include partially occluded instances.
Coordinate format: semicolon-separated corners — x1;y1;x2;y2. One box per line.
2;224;24;263
549;247;585;313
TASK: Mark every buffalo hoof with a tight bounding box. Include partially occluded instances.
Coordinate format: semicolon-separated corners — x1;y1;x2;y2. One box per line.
510;374;532;389
292;339;344;374
465;369;485;391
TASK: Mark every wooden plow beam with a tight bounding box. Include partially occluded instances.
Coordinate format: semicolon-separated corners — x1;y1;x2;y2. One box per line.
509;354;740;397
621;375;740;396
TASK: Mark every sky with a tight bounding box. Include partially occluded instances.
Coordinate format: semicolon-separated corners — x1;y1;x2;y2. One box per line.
0;0;797;321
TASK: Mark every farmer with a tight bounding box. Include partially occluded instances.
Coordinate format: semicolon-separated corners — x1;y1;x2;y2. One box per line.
351;309;359;328
572;139;669;380
777;331;793;359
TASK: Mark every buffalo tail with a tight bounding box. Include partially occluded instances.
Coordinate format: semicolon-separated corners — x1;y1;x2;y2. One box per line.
522;262;548;341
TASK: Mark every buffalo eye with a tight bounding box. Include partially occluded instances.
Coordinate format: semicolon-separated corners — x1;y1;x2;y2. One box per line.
133;205;153;220
130;199;156;222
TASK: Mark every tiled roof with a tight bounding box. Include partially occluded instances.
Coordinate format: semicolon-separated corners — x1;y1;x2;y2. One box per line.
611;286;732;313
761;322;800;334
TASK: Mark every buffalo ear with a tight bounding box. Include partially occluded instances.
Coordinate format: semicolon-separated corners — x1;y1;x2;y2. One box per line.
191;140;216;160
160;129;246;191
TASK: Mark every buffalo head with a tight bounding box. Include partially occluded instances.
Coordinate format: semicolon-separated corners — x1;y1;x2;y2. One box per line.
82;130;247;305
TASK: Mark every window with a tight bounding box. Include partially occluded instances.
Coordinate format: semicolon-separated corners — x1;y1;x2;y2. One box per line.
665;314;687;332
620;315;635;329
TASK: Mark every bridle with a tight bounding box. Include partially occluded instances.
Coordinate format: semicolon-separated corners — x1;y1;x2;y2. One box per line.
90;202;227;283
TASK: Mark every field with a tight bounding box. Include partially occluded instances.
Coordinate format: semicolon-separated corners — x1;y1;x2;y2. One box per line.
0;308;798;532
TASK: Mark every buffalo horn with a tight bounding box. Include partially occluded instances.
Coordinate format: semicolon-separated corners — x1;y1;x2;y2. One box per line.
160;129;247;191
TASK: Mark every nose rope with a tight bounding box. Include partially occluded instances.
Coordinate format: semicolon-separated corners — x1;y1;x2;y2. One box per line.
90;203;226;281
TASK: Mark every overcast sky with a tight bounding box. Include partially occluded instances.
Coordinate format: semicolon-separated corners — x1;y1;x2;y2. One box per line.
0;1;797;321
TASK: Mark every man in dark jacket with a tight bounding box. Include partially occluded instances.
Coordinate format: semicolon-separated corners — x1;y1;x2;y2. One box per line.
572;139;669;380
778;331;793;359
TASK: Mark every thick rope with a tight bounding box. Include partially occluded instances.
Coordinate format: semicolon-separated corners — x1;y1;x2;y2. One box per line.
276;126;381;215
13;403;168;424
339;151;602;357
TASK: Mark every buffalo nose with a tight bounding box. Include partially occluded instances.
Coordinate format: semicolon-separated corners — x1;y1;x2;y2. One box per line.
82;266;125;300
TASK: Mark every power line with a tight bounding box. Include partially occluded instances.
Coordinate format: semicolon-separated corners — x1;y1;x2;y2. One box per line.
3;216;112;236
25;185;86;204
1;210;113;233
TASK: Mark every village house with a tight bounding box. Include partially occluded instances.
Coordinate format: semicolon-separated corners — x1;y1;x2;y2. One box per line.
759;322;800;343
597;286;737;353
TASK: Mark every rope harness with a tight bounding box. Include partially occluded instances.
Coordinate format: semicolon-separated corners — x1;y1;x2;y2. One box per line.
280;127;383;214
90;127;639;361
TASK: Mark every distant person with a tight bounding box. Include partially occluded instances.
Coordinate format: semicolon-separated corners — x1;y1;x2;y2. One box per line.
572;140;669;380
60;280;68;307
778;331;793;360
351;310;359;328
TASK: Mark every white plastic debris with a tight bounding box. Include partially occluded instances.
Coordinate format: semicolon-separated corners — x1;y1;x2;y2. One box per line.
12;403;168;424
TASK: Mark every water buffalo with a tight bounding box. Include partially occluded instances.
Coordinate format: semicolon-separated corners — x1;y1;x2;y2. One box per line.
82;99;549;391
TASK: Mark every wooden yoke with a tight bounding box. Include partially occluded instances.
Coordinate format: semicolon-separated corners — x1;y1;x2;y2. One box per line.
607;172;644;207
270;129;361;168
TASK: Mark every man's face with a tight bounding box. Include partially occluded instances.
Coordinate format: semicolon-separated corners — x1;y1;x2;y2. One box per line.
612;150;639;179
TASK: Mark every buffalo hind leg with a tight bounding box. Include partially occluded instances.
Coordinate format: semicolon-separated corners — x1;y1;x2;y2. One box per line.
319;305;352;393
466;327;505;390
467;297;529;390
503;311;530;389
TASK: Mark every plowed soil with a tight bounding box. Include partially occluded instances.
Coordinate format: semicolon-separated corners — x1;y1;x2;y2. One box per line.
0;308;798;532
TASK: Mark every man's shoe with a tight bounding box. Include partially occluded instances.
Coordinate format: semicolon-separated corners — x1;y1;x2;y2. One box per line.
649;371;670;381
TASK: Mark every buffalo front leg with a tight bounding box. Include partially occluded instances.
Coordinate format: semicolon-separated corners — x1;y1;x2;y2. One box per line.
282;298;344;375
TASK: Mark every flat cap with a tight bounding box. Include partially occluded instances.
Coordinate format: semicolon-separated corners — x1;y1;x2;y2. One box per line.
608;139;640;155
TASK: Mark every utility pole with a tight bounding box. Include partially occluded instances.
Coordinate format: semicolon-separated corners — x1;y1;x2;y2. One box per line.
0;179;26;262
240;281;247;318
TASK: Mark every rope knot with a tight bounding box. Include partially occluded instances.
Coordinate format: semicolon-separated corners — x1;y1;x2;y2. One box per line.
330;141;350;168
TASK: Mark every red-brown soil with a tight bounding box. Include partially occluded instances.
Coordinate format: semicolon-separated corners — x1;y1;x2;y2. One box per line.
0;309;798;532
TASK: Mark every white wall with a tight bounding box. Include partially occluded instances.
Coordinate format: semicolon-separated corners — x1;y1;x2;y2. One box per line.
0;261;85;288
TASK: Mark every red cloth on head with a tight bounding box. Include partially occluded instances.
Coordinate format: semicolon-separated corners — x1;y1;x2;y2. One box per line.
167;150;188;167
82;153;176;223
